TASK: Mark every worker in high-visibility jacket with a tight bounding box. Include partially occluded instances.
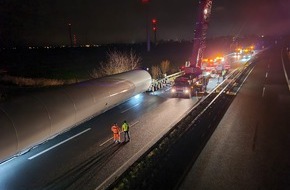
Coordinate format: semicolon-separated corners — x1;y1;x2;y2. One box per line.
122;120;130;142
222;69;227;80
111;123;121;143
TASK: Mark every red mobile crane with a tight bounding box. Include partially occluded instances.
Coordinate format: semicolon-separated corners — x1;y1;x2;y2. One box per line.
171;0;213;98
189;0;213;72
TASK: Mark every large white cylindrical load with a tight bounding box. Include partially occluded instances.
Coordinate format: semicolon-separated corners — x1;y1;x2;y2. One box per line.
0;70;152;163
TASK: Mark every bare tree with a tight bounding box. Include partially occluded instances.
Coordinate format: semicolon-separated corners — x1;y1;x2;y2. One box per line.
151;65;161;79
90;50;141;78
160;60;170;75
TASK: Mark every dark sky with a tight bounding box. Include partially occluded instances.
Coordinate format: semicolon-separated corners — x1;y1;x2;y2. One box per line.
0;0;289;47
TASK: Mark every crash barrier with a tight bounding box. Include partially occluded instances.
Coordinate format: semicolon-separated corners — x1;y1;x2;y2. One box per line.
147;71;184;92
281;47;290;92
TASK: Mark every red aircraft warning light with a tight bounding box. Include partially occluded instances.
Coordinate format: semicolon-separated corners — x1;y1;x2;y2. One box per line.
152;18;157;31
141;0;149;4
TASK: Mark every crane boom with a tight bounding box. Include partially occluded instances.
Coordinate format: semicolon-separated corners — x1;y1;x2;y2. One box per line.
174;0;213;97
191;0;213;68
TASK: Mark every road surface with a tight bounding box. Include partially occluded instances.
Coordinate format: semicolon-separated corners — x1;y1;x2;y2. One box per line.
0;54;248;190
179;46;290;189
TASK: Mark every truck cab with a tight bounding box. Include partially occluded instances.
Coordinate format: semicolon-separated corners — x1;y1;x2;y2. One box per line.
171;74;200;98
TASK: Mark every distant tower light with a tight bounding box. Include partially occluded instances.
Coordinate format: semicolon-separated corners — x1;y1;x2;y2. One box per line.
141;0;149;3
152;18;157;44
152;18;157;31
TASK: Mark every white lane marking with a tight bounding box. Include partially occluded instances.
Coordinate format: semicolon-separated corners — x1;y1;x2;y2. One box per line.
262;87;266;97
95;121;169;190
265;72;268;78
99;137;113;147
0;157;16;166
99;121;139;147
28;128;91;160
281;49;290;91
121;103;140;113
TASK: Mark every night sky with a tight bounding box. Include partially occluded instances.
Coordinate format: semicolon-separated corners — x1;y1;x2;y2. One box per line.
1;0;290;47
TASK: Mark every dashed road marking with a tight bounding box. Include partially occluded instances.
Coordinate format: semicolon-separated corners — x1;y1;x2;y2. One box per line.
0;157;16;166
28;128;91;160
121;103;140;113
262;87;266;97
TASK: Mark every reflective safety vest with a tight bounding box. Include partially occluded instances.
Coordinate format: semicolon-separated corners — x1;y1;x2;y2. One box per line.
111;125;120;134
122;123;129;132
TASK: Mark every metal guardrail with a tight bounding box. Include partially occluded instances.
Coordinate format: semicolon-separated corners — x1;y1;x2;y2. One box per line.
146;50;261;93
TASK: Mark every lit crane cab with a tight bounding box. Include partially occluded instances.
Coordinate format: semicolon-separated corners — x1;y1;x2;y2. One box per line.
203;55;226;74
212;55;230;75
203;55;223;65
201;58;215;72
234;46;255;60
233;48;242;58
241;47;254;59
214;56;225;64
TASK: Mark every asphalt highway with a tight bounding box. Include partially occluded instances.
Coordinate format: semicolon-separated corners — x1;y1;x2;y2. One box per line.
179;45;290;189
0;87;197;190
0;52;248;190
